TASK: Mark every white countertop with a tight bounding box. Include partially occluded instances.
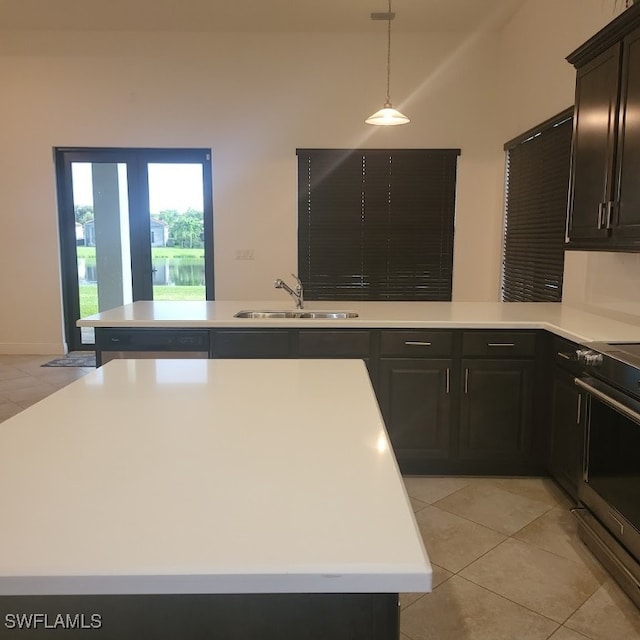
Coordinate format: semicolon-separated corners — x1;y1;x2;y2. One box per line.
0;359;431;596
77;301;640;344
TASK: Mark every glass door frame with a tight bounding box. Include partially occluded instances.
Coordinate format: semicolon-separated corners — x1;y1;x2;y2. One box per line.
55;147;214;352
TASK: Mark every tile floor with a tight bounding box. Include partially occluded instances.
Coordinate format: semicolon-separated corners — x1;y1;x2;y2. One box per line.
402;476;640;640
1;354;640;639
0;354;95;421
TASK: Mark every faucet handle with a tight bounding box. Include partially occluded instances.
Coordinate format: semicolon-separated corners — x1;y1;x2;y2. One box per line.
291;274;304;298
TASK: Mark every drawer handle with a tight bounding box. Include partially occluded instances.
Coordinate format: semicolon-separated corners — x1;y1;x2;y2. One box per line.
557;351;571;360
110;337;121;343
404;341;432;346
487;343;515;347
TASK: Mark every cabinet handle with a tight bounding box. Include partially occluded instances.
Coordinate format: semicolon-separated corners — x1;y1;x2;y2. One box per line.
464;368;469;394
487;343;515;347
445;367;450;394
596;202;615;230
110;337;121;343
597;202;605;229
404;341;432;346
604;201;614;230
576;394;582;424
557;351;571;360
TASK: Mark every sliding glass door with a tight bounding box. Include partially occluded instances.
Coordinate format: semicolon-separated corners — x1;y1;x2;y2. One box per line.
56;148;214;351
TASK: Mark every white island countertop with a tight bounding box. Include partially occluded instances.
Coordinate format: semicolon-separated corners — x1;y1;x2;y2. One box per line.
77;300;640;344
0;359;431;596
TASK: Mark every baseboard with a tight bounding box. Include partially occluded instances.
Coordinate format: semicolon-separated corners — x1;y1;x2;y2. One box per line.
0;343;66;356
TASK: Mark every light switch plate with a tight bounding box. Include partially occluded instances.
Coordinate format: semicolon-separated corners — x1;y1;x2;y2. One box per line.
235;249;255;261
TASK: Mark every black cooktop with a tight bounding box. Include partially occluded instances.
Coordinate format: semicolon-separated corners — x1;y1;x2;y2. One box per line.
583;342;640;397
593;342;640;366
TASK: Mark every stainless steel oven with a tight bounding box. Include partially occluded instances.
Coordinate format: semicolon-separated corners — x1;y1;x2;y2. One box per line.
574;343;640;608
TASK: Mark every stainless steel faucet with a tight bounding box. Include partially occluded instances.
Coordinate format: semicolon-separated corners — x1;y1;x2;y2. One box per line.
274;274;304;309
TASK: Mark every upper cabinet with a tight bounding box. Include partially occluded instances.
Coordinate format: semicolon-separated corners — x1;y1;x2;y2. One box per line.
566;5;640;250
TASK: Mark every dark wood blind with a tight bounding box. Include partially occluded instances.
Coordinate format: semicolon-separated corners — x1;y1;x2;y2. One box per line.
502;109;573;302
297;148;460;301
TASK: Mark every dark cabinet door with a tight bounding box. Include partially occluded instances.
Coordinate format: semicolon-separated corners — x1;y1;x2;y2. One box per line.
567;44;621;243
459;359;533;462
549;367;584;500
211;330;292;358
297;331;371;357
379;359;452;462
614;26;640;240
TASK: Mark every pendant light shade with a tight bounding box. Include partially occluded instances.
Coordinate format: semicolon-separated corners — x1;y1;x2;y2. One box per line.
366;0;410;126
365;102;410;126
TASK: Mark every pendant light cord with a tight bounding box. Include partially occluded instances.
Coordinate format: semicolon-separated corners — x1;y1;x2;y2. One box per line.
365;0;409;124
386;0;392;105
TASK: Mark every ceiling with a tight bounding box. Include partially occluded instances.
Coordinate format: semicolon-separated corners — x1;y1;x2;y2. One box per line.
0;0;526;33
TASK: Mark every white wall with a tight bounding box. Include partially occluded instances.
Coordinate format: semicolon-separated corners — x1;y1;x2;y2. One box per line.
0;28;505;353
0;1;633;353
499;0;624;141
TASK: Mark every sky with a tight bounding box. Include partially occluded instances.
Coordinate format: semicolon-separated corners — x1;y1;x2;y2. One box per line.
71;162;204;214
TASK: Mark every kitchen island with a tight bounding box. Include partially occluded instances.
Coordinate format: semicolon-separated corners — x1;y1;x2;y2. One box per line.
0;359;430;639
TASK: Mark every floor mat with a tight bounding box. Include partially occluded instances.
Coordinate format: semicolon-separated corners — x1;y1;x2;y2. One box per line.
42;353;96;367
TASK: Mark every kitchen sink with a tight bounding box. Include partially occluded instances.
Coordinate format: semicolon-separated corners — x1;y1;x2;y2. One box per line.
234;310;359;319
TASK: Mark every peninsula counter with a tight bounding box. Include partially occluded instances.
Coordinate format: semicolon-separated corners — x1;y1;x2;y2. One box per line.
77;300;640;343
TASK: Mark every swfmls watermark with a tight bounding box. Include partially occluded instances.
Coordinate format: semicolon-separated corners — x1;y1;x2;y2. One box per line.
4;613;102;631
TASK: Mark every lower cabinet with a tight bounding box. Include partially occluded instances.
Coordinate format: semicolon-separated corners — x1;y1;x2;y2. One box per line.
297;330;371;358
377;330;455;471
548;338;585;500
211;330;292;358
456;331;538;472
379;359;452;467
459;359;534;464
376;330;543;473
549;369;584;500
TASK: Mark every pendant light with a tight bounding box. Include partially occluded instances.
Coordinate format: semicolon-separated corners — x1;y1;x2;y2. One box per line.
365;0;410;126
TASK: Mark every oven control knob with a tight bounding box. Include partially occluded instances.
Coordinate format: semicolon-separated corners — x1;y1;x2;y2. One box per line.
575;349;590;363
584;352;603;366
575;349;603;366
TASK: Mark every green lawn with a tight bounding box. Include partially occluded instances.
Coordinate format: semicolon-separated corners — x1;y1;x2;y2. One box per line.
77;246;204;259
79;284;205;317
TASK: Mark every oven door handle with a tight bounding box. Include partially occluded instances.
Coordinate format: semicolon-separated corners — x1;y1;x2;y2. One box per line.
575;377;640;424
